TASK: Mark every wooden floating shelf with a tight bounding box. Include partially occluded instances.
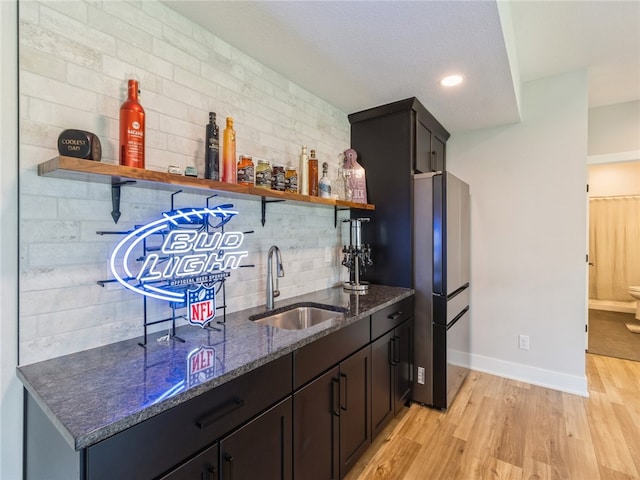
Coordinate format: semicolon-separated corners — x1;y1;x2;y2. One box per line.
38;156;375;211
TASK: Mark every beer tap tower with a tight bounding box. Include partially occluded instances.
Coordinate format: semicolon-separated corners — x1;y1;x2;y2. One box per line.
342;218;373;292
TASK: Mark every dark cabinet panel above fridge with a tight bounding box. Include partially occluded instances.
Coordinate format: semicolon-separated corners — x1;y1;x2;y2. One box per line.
349;98;471;411
348;97;450;288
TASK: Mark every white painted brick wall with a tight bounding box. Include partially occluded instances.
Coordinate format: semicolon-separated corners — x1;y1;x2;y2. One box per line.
19;0;358;365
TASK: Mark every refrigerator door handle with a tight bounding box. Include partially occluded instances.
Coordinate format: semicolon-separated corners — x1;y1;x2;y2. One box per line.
447;283;469;301
447;306;470;330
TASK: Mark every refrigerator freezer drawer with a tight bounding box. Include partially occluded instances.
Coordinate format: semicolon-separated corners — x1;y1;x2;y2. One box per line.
432;308;471;409
446;286;470;325
433;283;469;327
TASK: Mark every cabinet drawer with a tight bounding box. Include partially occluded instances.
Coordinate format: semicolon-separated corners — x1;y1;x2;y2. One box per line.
371;296;413;340
293;318;369;389
86;354;292;480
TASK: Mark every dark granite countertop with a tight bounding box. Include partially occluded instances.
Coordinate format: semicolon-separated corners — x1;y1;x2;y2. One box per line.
17;284;413;451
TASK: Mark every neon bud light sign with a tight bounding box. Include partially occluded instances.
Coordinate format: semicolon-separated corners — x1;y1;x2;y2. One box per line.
109;206;248;327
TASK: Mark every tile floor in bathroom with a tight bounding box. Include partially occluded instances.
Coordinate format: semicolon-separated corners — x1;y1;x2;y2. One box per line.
588;309;640;362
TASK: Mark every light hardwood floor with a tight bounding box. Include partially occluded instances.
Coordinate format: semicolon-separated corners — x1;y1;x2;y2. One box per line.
346;354;640;480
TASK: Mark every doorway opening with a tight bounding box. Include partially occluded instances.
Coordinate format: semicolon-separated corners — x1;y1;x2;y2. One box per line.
587;160;640;362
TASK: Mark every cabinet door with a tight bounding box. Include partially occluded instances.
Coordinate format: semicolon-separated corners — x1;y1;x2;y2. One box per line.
415;118;432;173
394;319;414;414
159;443;218;480
220;397;292;480
339;346;371;478
431;136;446;172
293;366;340;480
370;331;394;438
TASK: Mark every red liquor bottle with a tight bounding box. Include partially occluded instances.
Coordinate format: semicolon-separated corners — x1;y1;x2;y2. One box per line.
119;79;145;168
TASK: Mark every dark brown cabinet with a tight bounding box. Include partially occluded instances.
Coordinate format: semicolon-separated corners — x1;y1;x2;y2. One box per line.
370;297;414;438
348;97;449;288
371;320;413;438
338;346;371;477
24;296;413;480
416;114;446;174
293;366;340;480
393;319;413;414
294;345;371;480
371;330;395;437
83;355;292;480
159;443;218;480
220;397;292;480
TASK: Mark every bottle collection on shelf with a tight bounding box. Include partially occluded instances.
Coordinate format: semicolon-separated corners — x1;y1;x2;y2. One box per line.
117;78;365;202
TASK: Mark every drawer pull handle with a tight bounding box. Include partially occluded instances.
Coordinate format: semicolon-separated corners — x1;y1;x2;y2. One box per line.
196;398;245;429
340;373;348;411
206;464;217;480
224;455;234;480
387;311;403;320
332;377;341;416
390;337;398;366
394;335;401;365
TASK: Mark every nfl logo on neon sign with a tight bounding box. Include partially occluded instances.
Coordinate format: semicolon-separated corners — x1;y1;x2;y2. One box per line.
187;285;216;327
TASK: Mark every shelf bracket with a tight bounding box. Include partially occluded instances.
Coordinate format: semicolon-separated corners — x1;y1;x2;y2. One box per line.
261;197;285;227
334;206;350;228
110;180;137;224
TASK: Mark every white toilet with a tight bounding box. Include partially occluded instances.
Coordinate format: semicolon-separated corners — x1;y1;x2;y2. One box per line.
629;286;640;320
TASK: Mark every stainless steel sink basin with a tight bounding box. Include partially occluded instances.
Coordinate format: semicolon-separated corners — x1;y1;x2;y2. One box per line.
249;304;347;330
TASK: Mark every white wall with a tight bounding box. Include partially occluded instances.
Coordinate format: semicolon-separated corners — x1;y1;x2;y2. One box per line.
588;100;640;157
448;71;589;396
1;1;22;478
19;0;354;365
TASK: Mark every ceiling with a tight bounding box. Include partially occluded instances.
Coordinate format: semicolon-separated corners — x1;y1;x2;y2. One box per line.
163;1;640;134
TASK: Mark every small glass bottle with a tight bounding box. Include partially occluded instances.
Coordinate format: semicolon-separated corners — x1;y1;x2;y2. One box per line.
308;149;318;196
255;160;272;189
285;167;298;193
319;162;332;198
299;146;308;195
271;164;286;191
237;155;254;186
204;112;219;180
222;117;236;183
332;153;346;200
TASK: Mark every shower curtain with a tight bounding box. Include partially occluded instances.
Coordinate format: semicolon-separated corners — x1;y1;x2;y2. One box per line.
589;196;640;301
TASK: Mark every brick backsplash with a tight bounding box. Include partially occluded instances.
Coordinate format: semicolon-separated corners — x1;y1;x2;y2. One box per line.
18;0;356;364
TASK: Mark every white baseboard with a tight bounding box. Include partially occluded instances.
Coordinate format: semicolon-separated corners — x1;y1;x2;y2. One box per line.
468;353;589;397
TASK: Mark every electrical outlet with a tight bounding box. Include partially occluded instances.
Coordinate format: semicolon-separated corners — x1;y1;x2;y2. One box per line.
417;366;425;384
518;334;530;351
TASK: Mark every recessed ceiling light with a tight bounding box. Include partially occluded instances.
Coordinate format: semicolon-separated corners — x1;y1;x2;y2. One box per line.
440;75;464;87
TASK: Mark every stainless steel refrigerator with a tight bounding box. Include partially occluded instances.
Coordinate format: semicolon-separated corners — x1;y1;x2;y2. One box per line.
412;172;471;410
